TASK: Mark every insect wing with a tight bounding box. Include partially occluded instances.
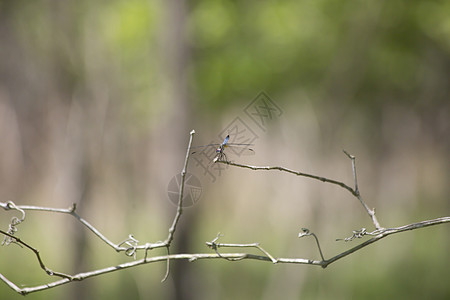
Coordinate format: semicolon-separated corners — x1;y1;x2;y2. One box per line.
225;144;255;156
190;143;220;155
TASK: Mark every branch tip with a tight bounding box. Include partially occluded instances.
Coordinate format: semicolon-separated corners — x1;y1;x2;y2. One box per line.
343;149;354;159
69;203;77;212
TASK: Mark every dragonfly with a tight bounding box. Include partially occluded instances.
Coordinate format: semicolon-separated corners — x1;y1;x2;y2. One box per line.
191;135;254;162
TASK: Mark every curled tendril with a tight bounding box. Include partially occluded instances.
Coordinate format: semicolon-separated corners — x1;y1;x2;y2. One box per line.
118;234;139;259
2;201;26;246
336;228;368;242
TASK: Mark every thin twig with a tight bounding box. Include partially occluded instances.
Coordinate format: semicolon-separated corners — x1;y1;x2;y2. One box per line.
342;150;360;194
161;246;171;282
298;228;325;261
217;161;357;196
343;150;381;229
206;233;278;263
0;230;73;280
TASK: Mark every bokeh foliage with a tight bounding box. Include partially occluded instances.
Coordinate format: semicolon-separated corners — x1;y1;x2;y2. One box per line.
0;0;449;299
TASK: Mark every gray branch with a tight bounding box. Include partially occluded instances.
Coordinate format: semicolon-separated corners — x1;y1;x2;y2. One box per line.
1;217;447;295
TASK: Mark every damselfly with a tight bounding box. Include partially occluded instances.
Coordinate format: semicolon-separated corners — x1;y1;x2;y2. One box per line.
191;135;254;162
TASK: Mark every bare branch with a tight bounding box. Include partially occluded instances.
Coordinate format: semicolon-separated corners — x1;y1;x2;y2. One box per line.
1;131;448;295
216;160;357;196
0;217;448;295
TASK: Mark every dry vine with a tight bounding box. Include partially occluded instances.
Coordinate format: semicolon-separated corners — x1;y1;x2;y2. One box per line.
1;129;449;295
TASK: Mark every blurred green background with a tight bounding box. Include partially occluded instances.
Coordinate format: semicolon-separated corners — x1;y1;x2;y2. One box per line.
0;0;449;299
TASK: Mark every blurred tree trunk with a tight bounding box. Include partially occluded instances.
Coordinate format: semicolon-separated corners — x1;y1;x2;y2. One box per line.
44;2;94;299
159;1;195;300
